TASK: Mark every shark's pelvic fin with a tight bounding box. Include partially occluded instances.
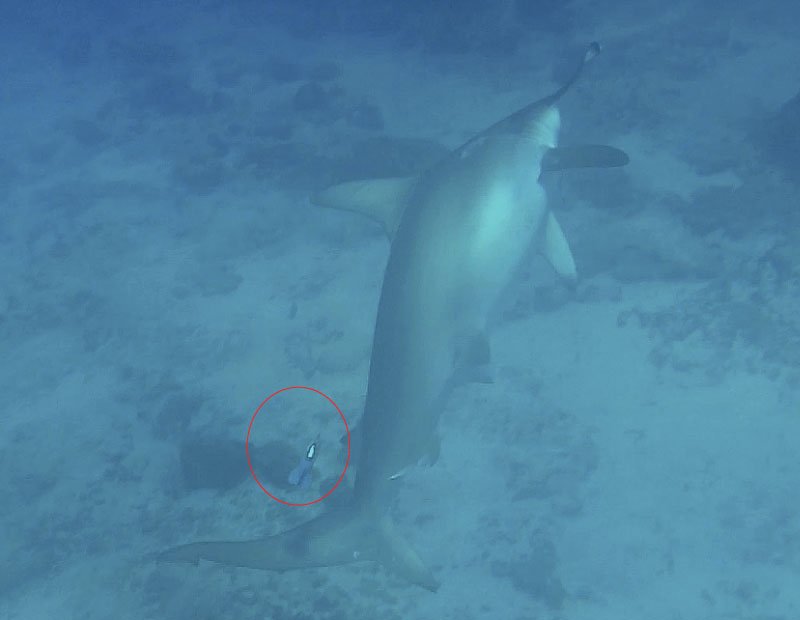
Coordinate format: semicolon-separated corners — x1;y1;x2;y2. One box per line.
312;177;417;238
541;144;629;172
378;515;439;591
541;211;577;279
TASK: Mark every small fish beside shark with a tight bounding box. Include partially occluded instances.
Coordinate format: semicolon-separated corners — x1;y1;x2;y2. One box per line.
159;42;628;591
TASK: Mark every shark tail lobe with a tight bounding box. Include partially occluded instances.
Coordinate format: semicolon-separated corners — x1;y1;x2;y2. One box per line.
158;505;439;591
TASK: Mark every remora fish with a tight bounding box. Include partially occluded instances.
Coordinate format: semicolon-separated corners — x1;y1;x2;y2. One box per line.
159;42;627;591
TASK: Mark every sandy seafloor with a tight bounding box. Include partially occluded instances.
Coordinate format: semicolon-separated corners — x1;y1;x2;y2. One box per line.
1;1;799;619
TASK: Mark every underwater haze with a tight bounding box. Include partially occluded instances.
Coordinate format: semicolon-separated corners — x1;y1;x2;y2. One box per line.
1;1;799;618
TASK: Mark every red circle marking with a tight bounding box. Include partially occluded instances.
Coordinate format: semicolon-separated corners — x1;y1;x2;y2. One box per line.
245;385;351;507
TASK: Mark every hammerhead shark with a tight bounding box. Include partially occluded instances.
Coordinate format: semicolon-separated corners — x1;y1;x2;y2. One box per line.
159;42;627;591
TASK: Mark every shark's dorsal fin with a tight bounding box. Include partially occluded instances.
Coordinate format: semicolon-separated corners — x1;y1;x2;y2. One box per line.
312;177;417;238
541;211;577;279
541;144;629;172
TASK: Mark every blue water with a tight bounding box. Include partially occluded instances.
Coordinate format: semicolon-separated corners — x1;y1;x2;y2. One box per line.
1;2;799;618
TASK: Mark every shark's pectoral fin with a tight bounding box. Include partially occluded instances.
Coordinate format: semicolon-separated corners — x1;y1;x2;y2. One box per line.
541;211;577;279
312;177;417;238
541;144;629;172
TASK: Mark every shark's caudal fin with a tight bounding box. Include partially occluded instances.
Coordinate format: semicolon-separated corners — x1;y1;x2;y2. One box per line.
158;504;440;592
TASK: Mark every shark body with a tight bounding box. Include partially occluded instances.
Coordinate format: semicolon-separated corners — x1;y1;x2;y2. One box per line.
159;42;627;591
